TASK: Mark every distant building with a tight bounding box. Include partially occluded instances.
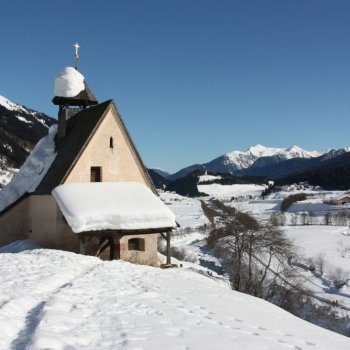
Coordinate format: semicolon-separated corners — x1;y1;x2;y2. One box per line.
0;64;176;266
330;195;350;206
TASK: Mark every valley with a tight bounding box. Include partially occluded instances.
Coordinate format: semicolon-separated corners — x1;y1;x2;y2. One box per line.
1;94;350;345
161;180;350;335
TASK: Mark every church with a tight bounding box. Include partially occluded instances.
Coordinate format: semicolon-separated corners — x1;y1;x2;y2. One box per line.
0;48;176;266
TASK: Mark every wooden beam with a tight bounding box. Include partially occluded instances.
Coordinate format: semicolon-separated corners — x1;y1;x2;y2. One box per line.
79;236;87;255
109;237;114;260
79;227;173;238
166;231;171;265
95;237;108;257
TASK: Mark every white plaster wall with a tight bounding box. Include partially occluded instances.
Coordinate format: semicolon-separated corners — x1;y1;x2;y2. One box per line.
119;234;158;267
0;197;30;246
64;107;149;186
29;195;58;248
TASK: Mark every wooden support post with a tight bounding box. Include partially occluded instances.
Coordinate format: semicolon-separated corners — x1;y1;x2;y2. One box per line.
109;237;114;260
80;236;87;255
166;231;171;265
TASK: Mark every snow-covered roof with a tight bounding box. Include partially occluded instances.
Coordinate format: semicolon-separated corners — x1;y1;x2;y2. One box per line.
332;194;350;201
0;125;57;213
52;182;177;233
54;67;85;98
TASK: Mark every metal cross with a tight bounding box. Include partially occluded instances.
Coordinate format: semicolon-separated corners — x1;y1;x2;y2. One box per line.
74;42;80;69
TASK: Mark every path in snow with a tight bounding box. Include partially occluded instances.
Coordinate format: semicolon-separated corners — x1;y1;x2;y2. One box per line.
0;249;99;349
1;248;350;349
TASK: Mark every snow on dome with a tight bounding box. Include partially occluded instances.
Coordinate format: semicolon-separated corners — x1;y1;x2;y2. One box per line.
0;125;57;212
54;67;85;98
52;182;177;233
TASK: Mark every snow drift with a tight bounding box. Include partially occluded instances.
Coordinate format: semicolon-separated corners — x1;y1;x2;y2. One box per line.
54;67;85;98
0;243;349;349
0;125;57;212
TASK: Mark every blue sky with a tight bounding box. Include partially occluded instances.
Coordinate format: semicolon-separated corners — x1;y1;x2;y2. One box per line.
1;0;350;172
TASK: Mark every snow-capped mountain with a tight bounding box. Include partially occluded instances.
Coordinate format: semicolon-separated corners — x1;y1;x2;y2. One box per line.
0;95;56;187
216;144;320;172
244;144;319;159
0;95;53;126
170;144;323;180
320;147;350;161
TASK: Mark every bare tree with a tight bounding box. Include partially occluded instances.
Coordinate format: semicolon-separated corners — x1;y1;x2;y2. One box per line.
200;200;219;228
336;239;350;258
330;267;349;289
300;212;309;226
324;212;332;226
335;211;348;226
314;252;326;275
290;214;297;226
207;201;294;297
269;212;286;226
308;211;317;225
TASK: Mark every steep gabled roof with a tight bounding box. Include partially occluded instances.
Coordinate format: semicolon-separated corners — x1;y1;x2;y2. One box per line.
35;100;156;195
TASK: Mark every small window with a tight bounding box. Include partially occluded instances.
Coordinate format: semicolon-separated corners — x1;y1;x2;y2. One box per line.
128;238;145;251
90;166;102;182
109;137;114;149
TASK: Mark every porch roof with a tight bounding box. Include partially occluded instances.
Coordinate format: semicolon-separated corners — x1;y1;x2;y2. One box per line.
52;182;176;233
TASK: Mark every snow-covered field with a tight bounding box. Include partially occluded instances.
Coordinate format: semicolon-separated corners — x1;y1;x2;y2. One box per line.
1;242;349;349
285;225;350;274
198;183;265;199
161;191;208;229
162;184;350;317
2;178;350;347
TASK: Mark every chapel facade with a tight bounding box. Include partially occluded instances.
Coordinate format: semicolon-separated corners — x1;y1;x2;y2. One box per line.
0;64;175;266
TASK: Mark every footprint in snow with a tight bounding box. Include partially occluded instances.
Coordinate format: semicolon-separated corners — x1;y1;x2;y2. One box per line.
165;327;185;337
304;341;316;346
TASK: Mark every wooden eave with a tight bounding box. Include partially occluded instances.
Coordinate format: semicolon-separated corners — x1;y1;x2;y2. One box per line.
52;81;98;106
77;227;173;238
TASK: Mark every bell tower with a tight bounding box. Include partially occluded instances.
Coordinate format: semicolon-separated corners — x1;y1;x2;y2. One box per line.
52;43;98;142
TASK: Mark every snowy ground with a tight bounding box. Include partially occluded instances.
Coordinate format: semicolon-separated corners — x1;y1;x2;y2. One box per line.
284;225;350;275
198;183;265;200
2;179;350;347
161;191;208;229
1;242;350;350
161;185;350;313
283;225;350;309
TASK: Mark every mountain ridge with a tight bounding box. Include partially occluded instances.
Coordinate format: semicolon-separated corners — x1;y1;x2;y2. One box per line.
1;95;350;190
0;95;56;187
169;144;335;180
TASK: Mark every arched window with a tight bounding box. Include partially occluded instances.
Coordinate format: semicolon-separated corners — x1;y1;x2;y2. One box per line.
128;238;145;251
109;137;114;148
